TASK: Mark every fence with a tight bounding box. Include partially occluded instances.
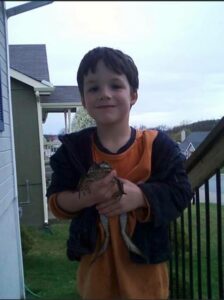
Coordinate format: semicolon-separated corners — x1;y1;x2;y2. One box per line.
169;170;223;299
169;117;224;299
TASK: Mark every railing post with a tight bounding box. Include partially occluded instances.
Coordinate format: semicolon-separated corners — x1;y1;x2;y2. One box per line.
216;169;224;299
187;200;194;299
205;180;212;299
174;219;179;298
169;225;174;299
195;188;202;299
180;213;186;298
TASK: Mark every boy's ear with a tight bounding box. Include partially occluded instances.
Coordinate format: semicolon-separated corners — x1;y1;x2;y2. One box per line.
130;91;138;106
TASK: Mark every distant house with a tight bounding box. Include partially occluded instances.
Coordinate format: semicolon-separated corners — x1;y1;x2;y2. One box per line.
41;85;81;133
9;44;81;226
44;134;61;160
179;131;210;158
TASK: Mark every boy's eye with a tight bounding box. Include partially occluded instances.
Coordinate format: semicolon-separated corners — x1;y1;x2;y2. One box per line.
111;84;122;89
88;86;98;92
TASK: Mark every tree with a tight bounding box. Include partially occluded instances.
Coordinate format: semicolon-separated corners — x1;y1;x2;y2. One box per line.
71;106;96;132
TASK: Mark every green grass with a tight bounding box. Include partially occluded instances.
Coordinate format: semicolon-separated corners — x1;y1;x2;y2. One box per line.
22;221;81;299
22;204;223;300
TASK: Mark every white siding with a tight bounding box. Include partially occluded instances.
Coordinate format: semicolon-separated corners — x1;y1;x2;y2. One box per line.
0;2;25;299
0;150;11;168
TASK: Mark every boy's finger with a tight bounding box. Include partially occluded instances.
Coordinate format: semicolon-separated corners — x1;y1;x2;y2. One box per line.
101;170;117;184
116;177;127;184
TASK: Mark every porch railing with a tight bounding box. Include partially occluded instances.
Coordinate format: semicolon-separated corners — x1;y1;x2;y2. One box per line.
169;117;224;299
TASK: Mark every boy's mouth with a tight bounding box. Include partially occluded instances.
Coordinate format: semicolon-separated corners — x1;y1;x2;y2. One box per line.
96;105;115;109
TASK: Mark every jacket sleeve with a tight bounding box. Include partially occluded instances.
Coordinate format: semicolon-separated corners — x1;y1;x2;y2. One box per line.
46;144;81;198
138;131;193;228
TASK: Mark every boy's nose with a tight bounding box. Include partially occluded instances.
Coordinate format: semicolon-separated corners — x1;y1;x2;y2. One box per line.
99;86;111;100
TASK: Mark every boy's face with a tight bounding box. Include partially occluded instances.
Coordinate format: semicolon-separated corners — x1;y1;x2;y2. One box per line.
82;60;137;127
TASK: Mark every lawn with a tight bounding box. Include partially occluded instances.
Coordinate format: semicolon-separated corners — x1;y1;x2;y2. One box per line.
22;203;223;299
22;220;81;299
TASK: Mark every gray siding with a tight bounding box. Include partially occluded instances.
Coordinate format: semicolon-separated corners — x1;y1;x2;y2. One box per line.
0;2;25;299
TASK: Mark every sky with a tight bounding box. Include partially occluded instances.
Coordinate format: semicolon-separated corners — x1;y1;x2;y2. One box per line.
5;1;224;134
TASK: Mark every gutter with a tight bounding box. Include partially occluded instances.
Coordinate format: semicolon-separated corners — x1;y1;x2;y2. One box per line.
6;1;54;19
10;68;55;94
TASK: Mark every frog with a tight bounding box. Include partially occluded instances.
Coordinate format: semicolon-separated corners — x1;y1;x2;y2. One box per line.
78;161;145;263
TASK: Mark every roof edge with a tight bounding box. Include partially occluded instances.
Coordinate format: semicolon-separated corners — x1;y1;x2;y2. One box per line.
10;68;54;93
41;103;81;108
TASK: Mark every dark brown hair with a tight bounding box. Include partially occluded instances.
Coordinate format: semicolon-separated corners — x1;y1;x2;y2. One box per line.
77;46;139;97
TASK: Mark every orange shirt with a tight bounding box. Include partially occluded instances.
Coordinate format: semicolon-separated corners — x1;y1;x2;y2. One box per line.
49;130;169;299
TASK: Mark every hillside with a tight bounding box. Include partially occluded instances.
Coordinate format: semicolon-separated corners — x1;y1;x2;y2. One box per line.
156;118;220;142
166;119;220;133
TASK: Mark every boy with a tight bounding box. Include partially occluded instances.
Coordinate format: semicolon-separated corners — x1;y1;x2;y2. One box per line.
47;47;193;299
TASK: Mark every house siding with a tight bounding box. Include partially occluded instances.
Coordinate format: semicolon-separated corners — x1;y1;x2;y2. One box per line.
11;78;45;226
0;2;25;298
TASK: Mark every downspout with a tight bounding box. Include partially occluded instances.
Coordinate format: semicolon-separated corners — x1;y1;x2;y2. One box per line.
35;90;48;225
6;1;54;18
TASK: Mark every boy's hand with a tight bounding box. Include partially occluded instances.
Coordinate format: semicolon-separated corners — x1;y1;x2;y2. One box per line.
96;178;147;217
79;170;119;208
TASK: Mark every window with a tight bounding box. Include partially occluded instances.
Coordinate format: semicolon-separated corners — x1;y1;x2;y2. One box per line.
0;66;4;132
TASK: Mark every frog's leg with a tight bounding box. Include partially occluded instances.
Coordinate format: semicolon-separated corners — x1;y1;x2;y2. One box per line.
91;179;123;262
91;214;110;264
119;213;146;259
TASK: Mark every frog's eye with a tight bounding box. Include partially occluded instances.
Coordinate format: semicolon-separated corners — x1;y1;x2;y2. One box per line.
100;162;111;168
103;165;109;170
